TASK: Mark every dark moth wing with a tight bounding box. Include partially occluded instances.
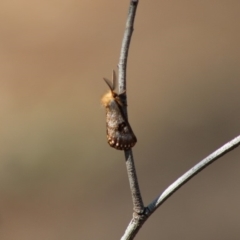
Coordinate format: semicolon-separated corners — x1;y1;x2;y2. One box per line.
105;98;137;150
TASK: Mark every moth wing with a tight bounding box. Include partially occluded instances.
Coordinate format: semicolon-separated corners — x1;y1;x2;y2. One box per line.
106;100;137;150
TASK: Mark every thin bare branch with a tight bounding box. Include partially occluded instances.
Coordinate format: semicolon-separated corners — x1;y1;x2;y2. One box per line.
118;0;139;94
116;1;240;239
147;135;240;213
121;135;240;239
117;0;144;215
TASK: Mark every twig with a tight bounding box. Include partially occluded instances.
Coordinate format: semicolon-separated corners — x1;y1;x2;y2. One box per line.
121;135;240;239
118;0;139;94
116;1;240;239
147;135;240;212
118;0;144;215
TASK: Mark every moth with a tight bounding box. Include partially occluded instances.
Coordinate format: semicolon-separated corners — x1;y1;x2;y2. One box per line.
101;70;137;150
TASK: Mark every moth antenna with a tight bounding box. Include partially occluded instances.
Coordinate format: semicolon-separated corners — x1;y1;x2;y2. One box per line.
103;78;114;91
112;70;116;91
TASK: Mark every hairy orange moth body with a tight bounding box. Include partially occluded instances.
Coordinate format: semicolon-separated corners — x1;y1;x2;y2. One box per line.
101;70;137;150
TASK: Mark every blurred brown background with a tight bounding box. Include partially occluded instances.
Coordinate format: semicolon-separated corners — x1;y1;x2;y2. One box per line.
0;0;240;239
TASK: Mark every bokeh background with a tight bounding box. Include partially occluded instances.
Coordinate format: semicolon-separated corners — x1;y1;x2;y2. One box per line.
0;0;240;239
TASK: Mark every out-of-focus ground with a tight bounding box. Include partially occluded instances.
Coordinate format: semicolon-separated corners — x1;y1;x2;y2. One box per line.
0;1;240;239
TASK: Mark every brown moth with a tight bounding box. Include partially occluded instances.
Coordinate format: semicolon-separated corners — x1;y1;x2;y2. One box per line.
101;70;137;150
